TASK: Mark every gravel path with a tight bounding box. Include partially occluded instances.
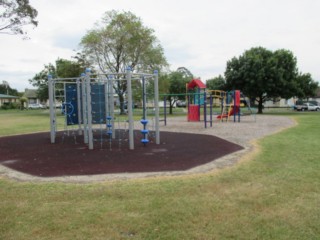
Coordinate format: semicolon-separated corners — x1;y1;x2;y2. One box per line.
164;115;295;148
0;115;296;183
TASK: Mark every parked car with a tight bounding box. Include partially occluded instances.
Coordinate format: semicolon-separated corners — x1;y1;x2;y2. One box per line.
305;102;320;111
55;103;62;108
294;104;308;111
294;102;320;111
28;103;46;109
176;100;187;107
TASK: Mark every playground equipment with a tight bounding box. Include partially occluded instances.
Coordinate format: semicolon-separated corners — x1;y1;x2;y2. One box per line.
186;78;216;128
217;91;257;122
140;75;149;145
184;78;256;127
48;67;160;150
217;90;241;122
187;78;207;122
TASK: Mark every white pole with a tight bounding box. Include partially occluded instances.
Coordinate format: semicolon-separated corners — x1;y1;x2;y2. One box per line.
154;70;160;144
81;73;88;144
85;68;94;150
48;75;56;143
110;75;115;139
126;67;134;150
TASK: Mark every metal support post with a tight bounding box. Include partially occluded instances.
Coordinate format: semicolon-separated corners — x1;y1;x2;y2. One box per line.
126;67;134;150
81;73;88;144
85;68;94;149
76;78;83;135
154;70;160;144
204;91;207;128
48;75;56;143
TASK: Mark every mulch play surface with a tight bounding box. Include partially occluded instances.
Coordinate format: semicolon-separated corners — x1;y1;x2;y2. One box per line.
0;131;243;177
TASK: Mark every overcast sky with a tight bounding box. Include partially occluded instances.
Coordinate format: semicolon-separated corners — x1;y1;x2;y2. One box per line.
1;0;319;92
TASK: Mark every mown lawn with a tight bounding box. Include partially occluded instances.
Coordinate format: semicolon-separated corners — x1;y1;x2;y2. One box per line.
0;109;53;136
0;108;182;137
0;110;319;239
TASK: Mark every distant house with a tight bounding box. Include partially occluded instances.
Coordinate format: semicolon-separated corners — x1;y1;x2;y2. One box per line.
289;88;320;106
263;97;295;108
0;94;19;108
263;88;320;107
24;89;41;105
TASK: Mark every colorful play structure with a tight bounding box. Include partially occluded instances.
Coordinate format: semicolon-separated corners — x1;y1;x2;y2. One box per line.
49;72;255;148
216;90;241;122
48;67;160;150
186;78;255;127
187;79;207;122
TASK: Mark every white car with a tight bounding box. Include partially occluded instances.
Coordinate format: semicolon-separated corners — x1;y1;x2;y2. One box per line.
305;103;320;111
28;103;46;109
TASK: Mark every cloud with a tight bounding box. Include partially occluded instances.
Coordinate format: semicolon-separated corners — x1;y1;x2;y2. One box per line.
52;33;83;50
0;0;320;92
0;69;35;91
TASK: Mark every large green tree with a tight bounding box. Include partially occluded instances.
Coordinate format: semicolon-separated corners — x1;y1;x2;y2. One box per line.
80;10;168;114
72;51;94;71
206;75;226;90
29;58;84;101
163;68;193;114
0;80;18;95
295;73;318;99
225;47;301;113
29;63;55;101
0;0;38;37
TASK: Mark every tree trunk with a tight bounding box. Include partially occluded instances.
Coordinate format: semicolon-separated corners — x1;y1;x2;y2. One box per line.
169;97;174;114
169;104;173;115
257;96;264;114
119;93;126;115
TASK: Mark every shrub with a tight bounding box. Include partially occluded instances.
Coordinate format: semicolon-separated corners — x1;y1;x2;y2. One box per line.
1;102;19;110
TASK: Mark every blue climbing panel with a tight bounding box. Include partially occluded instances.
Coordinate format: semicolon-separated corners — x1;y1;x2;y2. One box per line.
65;83;106;125
65;84;79;125
91;84;106;124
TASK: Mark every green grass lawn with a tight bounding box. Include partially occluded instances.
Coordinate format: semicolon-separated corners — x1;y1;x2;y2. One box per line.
0;108;183;137
0;109;54;136
0;110;319;239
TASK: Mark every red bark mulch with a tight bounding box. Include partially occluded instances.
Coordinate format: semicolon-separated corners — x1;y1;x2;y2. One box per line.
0;131;243;177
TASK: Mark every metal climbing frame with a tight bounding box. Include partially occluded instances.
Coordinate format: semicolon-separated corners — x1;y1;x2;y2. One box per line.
48;68;160;150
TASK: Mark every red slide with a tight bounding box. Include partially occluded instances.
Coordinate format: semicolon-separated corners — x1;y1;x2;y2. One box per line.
217;107;237;119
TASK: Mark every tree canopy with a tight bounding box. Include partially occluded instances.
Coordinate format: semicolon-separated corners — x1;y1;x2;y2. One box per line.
0;0;38;37
80;10;168;114
206;75;225;90
224;46;317;113
29;58;84;101
159;68;193;114
176;66;193;79
0;80;18;95
295;73;318;99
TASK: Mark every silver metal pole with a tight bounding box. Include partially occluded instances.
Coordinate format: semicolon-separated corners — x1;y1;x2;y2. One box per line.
76;78;82;135
48;75;56;143
81;73;88;144
154;70;160;144
126;67;134;150
110;75;115;139
104;77;109;122
85;69;94;150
